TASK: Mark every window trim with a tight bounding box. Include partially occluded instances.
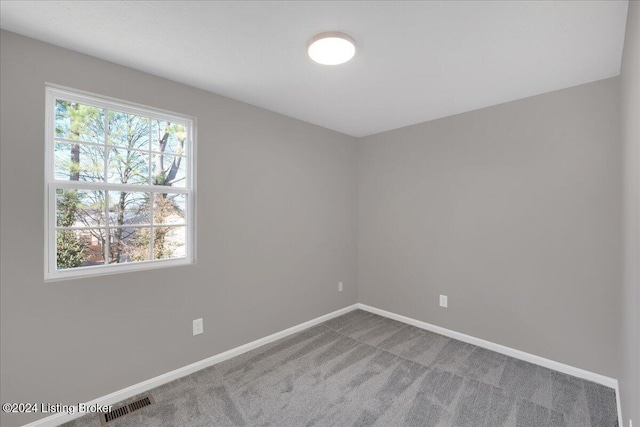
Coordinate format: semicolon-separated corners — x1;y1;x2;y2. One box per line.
44;84;197;281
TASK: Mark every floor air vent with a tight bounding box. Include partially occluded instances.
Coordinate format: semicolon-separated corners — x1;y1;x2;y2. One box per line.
100;395;155;425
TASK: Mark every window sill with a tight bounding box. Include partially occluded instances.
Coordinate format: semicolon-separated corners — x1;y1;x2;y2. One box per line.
44;257;195;282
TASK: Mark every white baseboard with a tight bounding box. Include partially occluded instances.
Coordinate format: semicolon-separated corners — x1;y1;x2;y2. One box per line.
356;303;623;426
22;302;623;427
21;304;359;427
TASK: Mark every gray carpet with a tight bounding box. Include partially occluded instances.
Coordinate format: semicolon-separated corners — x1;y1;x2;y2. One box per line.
63;310;618;427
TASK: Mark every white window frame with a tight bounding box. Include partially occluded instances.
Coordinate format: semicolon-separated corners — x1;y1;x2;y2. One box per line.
44;85;196;281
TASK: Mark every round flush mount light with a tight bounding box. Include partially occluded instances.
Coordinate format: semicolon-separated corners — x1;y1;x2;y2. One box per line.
307;32;356;65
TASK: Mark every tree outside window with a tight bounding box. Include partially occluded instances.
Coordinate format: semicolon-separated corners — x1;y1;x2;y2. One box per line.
46;87;194;279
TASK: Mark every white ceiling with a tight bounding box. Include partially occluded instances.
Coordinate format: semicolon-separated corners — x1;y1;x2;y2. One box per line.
0;1;629;137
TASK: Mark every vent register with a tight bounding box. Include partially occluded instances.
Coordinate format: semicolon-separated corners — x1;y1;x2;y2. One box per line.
100;395;154;425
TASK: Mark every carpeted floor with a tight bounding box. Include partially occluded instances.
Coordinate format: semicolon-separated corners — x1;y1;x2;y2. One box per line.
64;310;618;427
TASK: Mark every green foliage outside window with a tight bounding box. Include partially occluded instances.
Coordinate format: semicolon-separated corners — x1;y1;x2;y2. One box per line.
56;190;86;269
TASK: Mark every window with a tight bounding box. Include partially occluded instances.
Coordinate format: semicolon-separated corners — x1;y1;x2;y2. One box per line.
45;86;195;280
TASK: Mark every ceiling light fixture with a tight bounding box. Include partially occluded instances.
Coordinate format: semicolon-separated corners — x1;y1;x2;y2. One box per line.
307;32;356;65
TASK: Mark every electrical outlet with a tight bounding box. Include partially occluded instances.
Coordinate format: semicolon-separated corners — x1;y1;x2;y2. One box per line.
439;295;448;308
338;282;343;292
193;318;203;336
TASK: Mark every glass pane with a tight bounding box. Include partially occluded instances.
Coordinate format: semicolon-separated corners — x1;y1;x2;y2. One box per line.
107;147;150;185
108;111;150;150
151;154;186;187
55;100;105;143
108;191;151;226
56;189;106;227
153;226;186;260
56;228;105;269
54;142;105;182
109;227;151;264
152;120;187;155
152;193;186;225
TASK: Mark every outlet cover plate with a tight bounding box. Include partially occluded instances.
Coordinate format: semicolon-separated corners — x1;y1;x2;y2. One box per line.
439;295;448;308
193;318;203;336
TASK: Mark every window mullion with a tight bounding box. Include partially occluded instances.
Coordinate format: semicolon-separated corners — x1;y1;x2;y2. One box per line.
51;180;189;194
56;224;154;231
55;137;105;149
148;117;153;186
104;108;109;184
148;118;155;261
104;109;110;266
149;118;156;260
150;193;155;261
56;137;174;157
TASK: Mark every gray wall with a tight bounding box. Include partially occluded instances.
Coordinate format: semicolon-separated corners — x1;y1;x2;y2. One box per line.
357;78;622;379
0;31;358;426
621;0;640;424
